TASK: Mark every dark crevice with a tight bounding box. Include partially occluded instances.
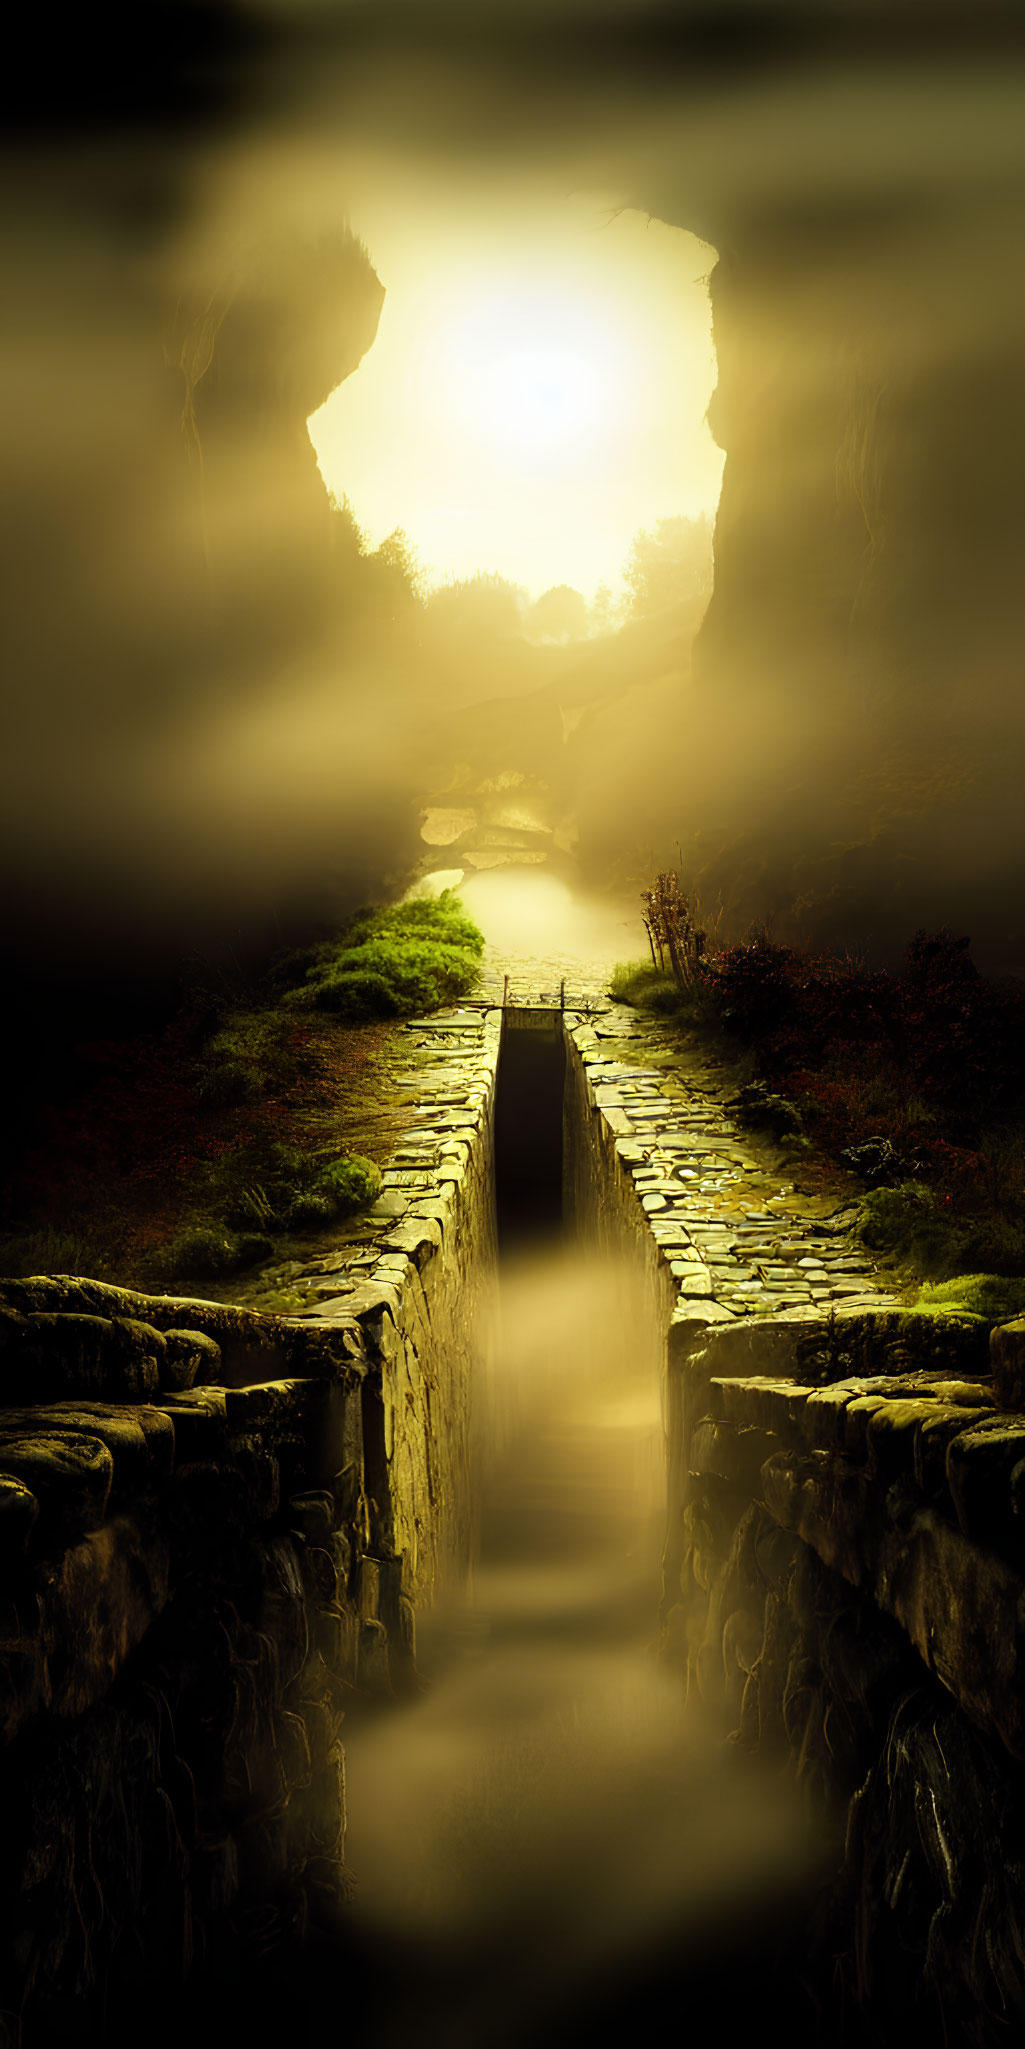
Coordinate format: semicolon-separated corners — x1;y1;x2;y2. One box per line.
493;1017;566;1254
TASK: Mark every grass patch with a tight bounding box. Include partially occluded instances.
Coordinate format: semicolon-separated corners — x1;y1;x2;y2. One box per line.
0;1226;111;1280
913;1272;1025;1326
272;891;483;1022
608;959;716;1020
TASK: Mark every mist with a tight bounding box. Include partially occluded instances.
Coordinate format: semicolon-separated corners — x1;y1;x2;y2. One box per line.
336;1244;826;2046
6;0;1025;1030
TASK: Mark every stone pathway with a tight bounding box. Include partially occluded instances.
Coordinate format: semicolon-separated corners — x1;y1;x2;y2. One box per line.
236;939;896;1326
567;997;899;1323
478;943;616;1010
480;937;897;1326
234;1008;501;1317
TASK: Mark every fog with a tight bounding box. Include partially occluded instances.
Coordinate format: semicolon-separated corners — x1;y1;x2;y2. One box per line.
336;1245;826;2046
6;0;1025;1031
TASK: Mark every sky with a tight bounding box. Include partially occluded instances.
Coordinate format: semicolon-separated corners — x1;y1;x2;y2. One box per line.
308;188;723;598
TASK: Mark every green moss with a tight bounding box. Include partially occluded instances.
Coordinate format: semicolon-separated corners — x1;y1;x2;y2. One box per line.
269;890;484;1023
914;1273;1025;1327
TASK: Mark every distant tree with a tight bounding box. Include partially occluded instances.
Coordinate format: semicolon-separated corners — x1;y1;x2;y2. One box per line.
527;583;589;642
425;571;526;638
328;496;370;590
588;581;622;636
327;502;423;622
371;528;423;601
624;515;713;618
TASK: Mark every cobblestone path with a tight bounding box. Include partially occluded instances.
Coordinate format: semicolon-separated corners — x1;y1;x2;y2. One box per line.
236;942;896;1324
491;944;899;1325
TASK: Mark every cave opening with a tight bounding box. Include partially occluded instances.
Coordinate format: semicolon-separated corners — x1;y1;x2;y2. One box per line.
493;1011;567;1253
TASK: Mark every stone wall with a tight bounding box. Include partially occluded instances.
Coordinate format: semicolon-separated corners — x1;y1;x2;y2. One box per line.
562;1002;1025;2038
673;1311;1025;2039
0;1007;500;2040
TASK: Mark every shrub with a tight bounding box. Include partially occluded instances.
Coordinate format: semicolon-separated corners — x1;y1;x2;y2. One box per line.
194;1057;262;1108
728;1081;805;1141
317;1155;382;1214
161;1225;275;1278
217;1139;382;1235
840;1134;924;1185
233;1232;275;1268
283;1191;335;1228
313;936;479;1013
280;984;317;1011
162;1226;244;1278
312;970;403;1020
342;893;485;957
857;1182;971;1278
703;933;797;1036
268;891;483;1023
263;939;338;990
639;874;708;986
957;1213;1025;1279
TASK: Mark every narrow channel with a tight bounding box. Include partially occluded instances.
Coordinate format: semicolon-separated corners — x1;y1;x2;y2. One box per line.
321;1019;828;2046
493;1013;567;1252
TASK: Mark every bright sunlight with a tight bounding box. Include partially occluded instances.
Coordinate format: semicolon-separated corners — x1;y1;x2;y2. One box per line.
308;191;723;599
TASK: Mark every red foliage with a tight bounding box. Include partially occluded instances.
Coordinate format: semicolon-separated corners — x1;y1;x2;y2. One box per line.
704;925;1025;1190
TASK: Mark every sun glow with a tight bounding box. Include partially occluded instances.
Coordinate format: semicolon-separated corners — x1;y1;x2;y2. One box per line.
308;192;723;599
440;294;617;454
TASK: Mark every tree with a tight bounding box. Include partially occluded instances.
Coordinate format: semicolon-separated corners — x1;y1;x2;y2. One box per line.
328;503;423;622
371;528;423;603
624;514;713;618
425;571;526;639
526;583;589;642
589;582;621;636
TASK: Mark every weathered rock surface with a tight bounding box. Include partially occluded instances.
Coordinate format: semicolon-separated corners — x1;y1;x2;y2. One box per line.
0;1003;502;2033
5;966;1025;2039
